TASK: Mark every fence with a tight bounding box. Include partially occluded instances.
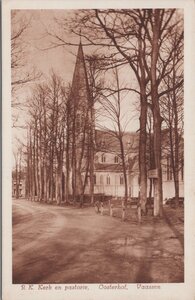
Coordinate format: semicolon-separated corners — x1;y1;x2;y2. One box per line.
94;196;155;222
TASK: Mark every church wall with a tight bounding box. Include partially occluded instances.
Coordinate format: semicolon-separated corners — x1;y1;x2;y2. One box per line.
85;171;126;197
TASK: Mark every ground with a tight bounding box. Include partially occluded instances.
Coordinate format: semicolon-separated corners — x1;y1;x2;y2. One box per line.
12;199;184;284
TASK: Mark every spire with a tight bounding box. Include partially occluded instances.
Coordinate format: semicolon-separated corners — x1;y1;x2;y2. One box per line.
70;40;90;106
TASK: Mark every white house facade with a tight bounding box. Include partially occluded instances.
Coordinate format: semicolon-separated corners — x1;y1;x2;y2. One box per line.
84;130;184;201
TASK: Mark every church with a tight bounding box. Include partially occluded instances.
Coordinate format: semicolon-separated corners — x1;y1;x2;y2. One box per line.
67;42;184;202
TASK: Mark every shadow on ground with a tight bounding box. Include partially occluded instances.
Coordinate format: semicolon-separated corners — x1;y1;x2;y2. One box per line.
12;199;184;284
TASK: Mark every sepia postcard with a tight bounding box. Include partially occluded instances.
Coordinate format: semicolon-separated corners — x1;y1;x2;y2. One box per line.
2;0;195;299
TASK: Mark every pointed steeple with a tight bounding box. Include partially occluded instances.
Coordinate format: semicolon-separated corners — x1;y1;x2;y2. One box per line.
70;41;90;107
69;41;92;198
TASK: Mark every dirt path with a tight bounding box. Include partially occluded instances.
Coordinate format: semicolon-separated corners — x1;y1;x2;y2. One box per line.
13;199;184;284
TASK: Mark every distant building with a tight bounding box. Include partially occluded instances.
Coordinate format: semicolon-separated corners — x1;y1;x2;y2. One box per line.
12;168;26;198
12;178;25;198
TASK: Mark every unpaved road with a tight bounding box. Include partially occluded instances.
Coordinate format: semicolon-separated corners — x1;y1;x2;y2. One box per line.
13;199;184;284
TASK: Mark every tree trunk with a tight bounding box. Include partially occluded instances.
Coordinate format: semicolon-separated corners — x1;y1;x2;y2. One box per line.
139;98;148;214
89;101;95;205
89;127;95;205
26;137;30;199
35;124;40;201
152;113;163;216
65;152;70;203
43;160;47;202
173;59;180;207
65;106;71;203
151;10;163;217
56;161;63;205
119;135;128;221
137;31;148;216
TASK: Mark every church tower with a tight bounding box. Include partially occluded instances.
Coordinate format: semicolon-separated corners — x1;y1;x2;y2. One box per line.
71;42;91;108
69;41;94;202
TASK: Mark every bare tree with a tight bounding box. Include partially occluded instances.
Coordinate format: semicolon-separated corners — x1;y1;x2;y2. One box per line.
160;26;184;206
98;66;135;221
143;10;183;215
85;54;105;204
26;72;67;203
48;9;149;216
11;11;41;130
25;9;183;216
11;11;41;93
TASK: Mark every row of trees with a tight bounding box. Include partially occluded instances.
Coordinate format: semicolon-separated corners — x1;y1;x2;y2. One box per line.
12;9;184;219
48;8;183;215
25;67;97;205
26;74;66;203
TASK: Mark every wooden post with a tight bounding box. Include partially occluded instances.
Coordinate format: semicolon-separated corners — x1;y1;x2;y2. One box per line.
95;202;100;214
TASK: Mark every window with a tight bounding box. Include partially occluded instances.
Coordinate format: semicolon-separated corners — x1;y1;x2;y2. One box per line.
120;174;124;185
100;175;104;185
94;174;96;185
167;157;173;181
114;156;119;163
106;174;110;185
101;154;106;163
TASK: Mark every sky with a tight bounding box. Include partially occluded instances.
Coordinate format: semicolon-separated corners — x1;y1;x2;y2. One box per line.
12;9;140;152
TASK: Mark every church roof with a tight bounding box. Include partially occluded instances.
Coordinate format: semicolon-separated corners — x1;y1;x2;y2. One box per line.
94;161;138;173
95;129;139;153
94;163;124;172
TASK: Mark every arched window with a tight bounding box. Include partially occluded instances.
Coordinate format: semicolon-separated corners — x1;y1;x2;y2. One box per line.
114;156;119;163
107;174;111;185
120;174;124;185
101;154;106;163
